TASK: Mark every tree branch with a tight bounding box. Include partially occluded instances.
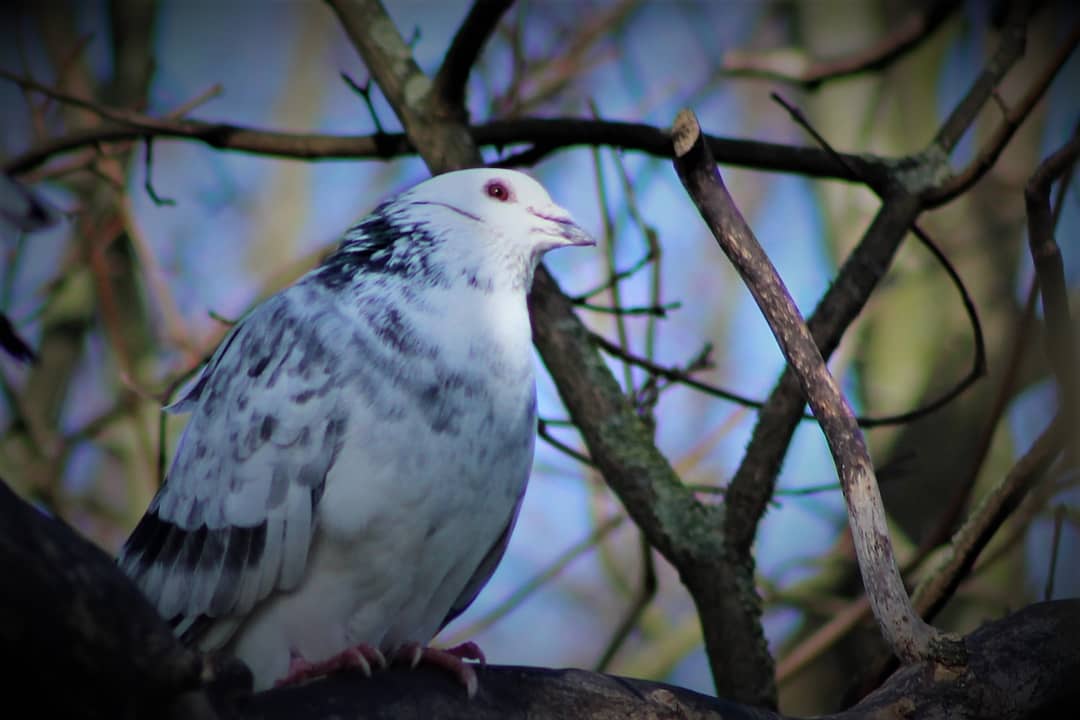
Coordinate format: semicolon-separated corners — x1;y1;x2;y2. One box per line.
931;2;1030;154
671;109;958;667
722;0;1032;567
325;0;479;171
721;0;961;88
7;469;1078;719
432;0;514;111
924;18;1080;205
1024;132;1079;460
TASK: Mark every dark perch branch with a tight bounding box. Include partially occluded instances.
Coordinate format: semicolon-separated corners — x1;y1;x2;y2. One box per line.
432;0;514;111
5;469;1079;719
670;109;958;667
0;479;245;719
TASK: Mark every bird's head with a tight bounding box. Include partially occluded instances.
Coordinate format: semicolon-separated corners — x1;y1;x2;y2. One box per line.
350;168;594;293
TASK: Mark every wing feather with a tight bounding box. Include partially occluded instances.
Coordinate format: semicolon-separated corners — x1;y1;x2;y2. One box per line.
119;286;352;648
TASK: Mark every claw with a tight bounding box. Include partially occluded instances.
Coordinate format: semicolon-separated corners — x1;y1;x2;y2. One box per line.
391;642;485;698
394;641;424;669
275;643;387;687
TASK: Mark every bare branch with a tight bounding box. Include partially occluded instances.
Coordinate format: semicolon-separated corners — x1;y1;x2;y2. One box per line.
932;2;1030;154
1024;132;1080;461
925;19;1080;205
325;0;479;171
721;0;960;88
722;0;1032;568
671;109;958;667
432;0;514;111
0;69;892;186
911;416;1066;622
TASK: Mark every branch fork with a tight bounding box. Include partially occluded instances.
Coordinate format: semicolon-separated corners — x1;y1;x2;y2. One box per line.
670;108;964;668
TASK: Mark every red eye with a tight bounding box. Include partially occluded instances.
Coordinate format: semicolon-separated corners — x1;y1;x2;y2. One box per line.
485;180;511;202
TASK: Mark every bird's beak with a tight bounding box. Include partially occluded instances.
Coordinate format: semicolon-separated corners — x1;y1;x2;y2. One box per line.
529;205;596;249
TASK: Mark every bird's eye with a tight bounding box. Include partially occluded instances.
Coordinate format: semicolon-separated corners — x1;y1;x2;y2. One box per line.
485;180;511;202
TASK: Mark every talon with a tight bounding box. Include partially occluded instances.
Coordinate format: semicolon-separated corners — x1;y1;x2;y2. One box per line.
394;641;424;669
274;643;386;686
392;642;486;698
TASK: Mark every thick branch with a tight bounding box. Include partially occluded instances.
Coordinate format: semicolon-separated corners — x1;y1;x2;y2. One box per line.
325;0;479;171
0;479;242;719
671;109;958;667
432;0;514;111
529;269;776;706
7;469;1078;719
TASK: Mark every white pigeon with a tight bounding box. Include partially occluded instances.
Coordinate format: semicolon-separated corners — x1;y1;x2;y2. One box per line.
118;168;593;695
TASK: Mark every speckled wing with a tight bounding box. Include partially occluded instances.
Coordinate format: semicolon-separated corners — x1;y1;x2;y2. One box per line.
119;288;351;644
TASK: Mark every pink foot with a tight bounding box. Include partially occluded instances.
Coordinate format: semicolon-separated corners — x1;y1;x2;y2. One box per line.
392;641;486;698
274;643;388;687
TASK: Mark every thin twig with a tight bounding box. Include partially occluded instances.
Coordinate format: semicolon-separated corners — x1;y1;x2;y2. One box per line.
142;138;175;206
575;300;679;318
720;0;960;88
340;72;386;134
594;532;657;672
1043;505;1066;601
926;19;1080;205
537;420;594;467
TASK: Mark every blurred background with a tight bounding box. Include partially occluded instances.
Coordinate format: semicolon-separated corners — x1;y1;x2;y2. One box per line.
1;1;1077;714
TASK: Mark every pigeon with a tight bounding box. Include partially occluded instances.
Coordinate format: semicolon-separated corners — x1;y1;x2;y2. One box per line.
118;168;593;695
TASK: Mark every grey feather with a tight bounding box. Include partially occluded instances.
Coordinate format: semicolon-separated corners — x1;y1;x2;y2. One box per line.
120;291;350;630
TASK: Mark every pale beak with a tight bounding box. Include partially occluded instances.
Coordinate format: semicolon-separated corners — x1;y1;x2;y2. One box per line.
529;205;596;249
